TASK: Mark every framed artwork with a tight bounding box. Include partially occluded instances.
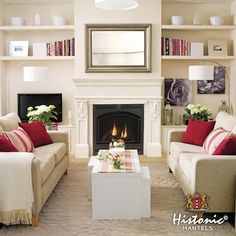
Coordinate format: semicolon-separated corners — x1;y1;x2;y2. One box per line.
164;78;192;106
208;40;227;56
9;41;29;56
197;66;225;94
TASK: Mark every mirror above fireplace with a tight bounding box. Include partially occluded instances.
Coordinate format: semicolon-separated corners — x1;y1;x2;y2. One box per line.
85;24;152;73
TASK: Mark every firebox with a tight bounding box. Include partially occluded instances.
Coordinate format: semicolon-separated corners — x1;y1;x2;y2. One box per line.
93;104;144;155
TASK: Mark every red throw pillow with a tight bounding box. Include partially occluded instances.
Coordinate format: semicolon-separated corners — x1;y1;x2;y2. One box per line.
181;119;216;146
213;135;236;155
19;121;53;148
0;135;18;152
3;127;34;152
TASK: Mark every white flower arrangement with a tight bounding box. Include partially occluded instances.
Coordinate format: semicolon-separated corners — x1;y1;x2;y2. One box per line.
27;105;57;126
184;104;213;123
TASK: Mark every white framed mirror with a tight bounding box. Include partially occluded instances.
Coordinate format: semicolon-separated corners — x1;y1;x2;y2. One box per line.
85;24;152;73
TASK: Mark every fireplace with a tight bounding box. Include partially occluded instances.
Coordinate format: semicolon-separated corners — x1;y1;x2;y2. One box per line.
93;104;144;155
74;78;162;158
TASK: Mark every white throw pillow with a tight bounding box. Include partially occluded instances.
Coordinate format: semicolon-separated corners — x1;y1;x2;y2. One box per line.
203;127;231;155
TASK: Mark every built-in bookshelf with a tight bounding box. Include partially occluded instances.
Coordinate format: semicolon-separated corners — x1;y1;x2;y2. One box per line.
161;0;236;128
0;0;75;61
161;1;235;60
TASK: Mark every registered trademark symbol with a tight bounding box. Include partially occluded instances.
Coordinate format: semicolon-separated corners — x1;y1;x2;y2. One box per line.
223;215;228;221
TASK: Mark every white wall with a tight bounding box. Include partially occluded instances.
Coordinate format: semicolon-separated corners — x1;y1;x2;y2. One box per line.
6;0;161;123
7;61;75;124
5;0;235;124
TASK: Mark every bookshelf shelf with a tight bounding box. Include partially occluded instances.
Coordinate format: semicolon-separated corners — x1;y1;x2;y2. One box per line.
0;56;75;61
0;25;75;32
161;56;235;60
162;25;236;30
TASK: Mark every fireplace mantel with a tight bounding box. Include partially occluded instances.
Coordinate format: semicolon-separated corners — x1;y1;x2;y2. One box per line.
74;77;163;158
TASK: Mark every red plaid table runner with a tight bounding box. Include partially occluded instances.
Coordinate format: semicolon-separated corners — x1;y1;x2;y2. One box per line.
98;150;135;173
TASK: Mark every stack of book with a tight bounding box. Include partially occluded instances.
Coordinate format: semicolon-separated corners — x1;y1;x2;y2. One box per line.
161;37;191;56
46;37;75;56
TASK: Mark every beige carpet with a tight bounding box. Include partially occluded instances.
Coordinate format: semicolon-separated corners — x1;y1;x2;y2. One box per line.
1;162;235;236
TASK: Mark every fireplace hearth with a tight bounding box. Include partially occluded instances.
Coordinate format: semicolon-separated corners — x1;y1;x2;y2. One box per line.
93;104;144;155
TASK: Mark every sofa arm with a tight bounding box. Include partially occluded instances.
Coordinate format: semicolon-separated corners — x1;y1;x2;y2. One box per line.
191;155;236;212
168;130;185;143
48;131;69;155
31;156;42;215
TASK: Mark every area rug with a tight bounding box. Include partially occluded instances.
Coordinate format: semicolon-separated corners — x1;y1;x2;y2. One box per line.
1;162;235;236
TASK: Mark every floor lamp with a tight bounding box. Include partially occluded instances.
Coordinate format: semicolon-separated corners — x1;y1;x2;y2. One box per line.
6;64;48;113
189;63;231;113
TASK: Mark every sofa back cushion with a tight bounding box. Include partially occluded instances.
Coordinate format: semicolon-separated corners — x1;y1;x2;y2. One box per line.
203;128;231;154
3;127;34;152
19;121;53;147
214;111;236;131
0;135;18;152
181;119;216;146
0;113;21;132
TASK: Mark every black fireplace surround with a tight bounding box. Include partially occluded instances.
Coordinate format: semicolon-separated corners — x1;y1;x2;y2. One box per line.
93;104;144;155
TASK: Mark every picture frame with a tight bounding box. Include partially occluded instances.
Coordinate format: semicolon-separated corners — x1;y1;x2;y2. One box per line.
208;40;228;56
9;41;29;57
197;66;225;94
164;78;192;106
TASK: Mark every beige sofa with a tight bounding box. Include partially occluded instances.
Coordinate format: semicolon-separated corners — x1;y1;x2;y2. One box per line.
167;111;236;213
0;113;69;226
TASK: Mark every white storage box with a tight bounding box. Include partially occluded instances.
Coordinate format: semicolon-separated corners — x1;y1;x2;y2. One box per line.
33;43;47;57
191;42;204;56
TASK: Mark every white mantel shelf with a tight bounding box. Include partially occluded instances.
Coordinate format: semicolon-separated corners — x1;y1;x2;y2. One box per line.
73;78;164;86
75;96;162;99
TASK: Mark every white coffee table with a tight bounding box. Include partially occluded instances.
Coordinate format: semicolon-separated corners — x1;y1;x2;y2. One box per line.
89;150;151;219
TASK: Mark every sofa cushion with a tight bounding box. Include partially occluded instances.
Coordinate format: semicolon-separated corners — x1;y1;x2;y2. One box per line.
214;111;236;131
33;143;66;164
3;127;34;152
181;119;215;146
36;152;55;184
169;142;206;163
0;134;18;152
203;128;231;154
178;153;211;180
213;135;236;155
179;153;196;180
19;121;53;147
0;113;21;132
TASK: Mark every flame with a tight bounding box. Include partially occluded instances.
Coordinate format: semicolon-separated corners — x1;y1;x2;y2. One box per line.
121;124;127;139
112;121;118;136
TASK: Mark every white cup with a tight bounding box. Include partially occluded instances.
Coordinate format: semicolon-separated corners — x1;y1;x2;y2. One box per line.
210;16;223;25
52;16;66;26
11;17;24;26
171;16;184;25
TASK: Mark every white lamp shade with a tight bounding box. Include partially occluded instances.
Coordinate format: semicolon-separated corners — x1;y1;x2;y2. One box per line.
95;0;139;10
24;66;48;82
189;65;214;81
